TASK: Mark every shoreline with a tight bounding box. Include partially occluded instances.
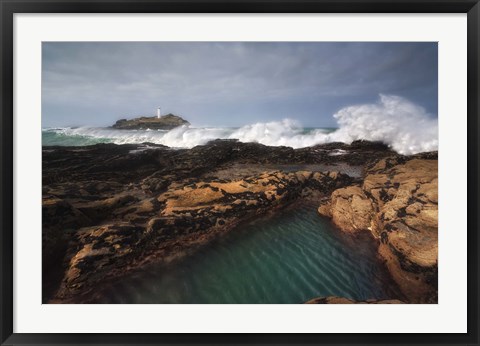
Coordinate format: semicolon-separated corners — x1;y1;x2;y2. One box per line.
42;140;437;304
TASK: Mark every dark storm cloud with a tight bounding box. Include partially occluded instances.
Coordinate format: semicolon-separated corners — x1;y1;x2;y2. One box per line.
42;42;437;127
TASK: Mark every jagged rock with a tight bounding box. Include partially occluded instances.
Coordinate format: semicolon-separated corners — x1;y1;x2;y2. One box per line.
42;139;430;303
56;223;148;300
318;155;438;303
46;163;352;302
42;196;93;302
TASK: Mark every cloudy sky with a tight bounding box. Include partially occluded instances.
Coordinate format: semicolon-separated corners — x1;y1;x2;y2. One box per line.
42;42;437;128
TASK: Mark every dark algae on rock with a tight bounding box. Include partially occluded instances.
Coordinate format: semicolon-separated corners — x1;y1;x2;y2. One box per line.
42;139;437;304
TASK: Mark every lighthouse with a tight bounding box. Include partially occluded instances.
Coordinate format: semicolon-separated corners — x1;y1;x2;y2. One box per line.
157;107;161;118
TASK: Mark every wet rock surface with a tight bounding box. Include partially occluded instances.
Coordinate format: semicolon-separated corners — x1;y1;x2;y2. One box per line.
318;153;438;303
50;170;353;302
42;139;436;303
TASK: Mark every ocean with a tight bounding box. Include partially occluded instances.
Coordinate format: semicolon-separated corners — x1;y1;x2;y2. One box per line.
42;121;336;149
42;115;438;155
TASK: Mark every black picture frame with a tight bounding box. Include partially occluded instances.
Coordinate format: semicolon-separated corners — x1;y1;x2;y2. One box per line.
1;0;479;345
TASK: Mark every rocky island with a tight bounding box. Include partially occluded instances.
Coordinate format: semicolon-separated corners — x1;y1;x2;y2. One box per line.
112;113;190;130
42;138;437;304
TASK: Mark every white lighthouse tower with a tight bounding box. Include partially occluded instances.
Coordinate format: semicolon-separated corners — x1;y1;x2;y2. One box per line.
157;107;161;118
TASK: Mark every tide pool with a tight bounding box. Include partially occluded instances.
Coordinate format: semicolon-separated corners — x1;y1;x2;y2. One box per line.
92;204;401;304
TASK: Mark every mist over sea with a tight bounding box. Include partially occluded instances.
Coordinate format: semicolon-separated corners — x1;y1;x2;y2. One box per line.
42;95;439;155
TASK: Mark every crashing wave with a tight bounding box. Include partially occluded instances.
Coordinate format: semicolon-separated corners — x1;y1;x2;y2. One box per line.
43;95;438;155
330;94;438;155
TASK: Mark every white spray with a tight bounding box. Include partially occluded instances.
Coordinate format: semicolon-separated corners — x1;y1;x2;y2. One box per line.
329;94;438;154
46;95;438;155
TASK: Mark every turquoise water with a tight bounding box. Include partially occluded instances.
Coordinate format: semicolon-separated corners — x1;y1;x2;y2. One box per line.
92;204;400;304
42;130;113;146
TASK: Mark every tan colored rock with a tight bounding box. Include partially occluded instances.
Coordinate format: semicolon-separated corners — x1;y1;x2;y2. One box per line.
378;244;436;304
295;170;313;182
319;186;374;233
54;169;354;302
58;223;147;299
160;186;225;215
319;157;438;303
317;203;332;218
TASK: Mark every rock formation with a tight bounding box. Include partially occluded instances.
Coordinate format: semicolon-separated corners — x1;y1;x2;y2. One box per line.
112;113;189;130
318;154;438;303
44;140;384;302
52;170;353;302
42;139;437;304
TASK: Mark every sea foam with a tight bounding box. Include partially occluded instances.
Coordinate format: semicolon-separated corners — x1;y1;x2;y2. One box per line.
330;94;438;155
44;95;438;155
